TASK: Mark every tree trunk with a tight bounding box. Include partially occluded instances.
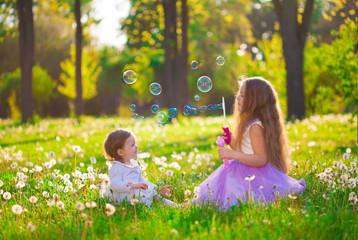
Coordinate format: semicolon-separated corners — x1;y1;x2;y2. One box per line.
163;0;177;108
177;0;189;109
17;0;34;123
272;0;314;120
74;0;83;118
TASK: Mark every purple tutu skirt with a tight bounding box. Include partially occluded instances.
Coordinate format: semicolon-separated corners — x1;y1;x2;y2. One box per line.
195;160;306;209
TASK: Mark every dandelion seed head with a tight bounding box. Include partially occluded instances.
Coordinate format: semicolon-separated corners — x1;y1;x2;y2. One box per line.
12;204;23;214
29;196;38;203
27;222;36;232
3;192;11;200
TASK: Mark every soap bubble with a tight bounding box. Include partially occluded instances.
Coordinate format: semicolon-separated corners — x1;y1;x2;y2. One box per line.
132;113;139;120
130;104;136;111
191;60;199;69
194;95;200;101
168;108;178;118
197;76;212;93
208;104;216;110
183;105;198;115
216;56;225;66
123;70;137;84
155;111;169;124
151;104;160;113
149;82;162;95
198;106;208;112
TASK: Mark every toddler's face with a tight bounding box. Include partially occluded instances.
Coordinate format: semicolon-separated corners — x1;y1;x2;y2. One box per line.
120;135;138;160
237;85;245;112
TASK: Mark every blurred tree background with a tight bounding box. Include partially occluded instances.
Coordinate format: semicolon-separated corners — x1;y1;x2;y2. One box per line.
0;0;356;121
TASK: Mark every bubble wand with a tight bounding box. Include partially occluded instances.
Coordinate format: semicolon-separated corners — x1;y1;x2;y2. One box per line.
216;97;230;168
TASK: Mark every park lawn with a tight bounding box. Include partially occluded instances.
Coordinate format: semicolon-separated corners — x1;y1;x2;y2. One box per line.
0;114;356;240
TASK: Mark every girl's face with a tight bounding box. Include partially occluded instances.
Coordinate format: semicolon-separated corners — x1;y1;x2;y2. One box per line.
237;85;245;112
118;135;138;161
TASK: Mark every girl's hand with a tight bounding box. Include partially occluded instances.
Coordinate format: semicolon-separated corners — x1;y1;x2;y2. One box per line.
159;185;172;197
130;182;148;190
218;147;237;160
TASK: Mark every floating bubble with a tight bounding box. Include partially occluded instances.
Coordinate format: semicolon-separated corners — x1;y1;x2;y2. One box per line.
198;106;208;113
149;82;162;95
132;113;139;120
183;105;199;115
197;76;212;93
168;108;178;118
139;116;145;120
208;104;216;110
194;95;200;101
216;56;225;66
130;104;136;111
191;60;199;70
151;104;160;113
215;103;223;109
155;111;169;124
183;105;191;116
123;70;137;84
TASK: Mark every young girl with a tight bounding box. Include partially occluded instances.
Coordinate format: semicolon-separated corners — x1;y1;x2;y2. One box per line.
196;77;306;209
104;129;178;206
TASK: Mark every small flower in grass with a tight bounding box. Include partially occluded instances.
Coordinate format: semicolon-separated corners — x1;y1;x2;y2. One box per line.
105;203;116;216
0;180;3;187
72;145;82;153
244;175;255;181
16;181;25;189
80;213;88;219
85;221;93;227
52;194;60;201
27;222;36;232
130;198;139;205
184;190;192;197
3;192;11;200
90;156;97;164
288;194;297;199
322;194;330;200
47;199;56;206
170;229;179;235
42;191;49;198
0;190;3;195
258;185;263;190
166;170;174;177
194;187;201;194
12;204;23;215
56;201;65;209
85;201;97;208
29;196;38;203
48;151;55;157
262;219;271;225
76;202;85;211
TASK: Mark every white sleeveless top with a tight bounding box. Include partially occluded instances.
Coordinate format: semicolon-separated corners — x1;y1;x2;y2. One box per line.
241;119;264;154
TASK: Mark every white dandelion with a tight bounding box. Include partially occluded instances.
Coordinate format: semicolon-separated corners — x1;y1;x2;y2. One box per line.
244;175;256;181
76;202;85;211
42;191;49;198
12;204;23;214
105;203;116;216
27;222;36;232
56;201;65;209
3;192;11;200
72;145;82;153
29;196;38;203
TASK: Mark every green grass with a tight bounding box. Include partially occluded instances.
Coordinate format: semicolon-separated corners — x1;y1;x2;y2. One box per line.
0;114;357;240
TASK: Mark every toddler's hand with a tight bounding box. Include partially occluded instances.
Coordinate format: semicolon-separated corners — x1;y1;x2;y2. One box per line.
159;185;172;197
130;182;148;190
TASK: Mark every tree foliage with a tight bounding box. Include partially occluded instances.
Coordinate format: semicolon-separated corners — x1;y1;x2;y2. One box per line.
59;44;102;100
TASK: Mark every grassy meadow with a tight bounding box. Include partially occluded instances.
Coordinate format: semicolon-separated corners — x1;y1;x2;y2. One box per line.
0;114;357;239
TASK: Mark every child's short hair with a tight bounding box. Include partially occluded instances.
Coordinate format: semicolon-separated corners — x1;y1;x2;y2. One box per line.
103;129;132;162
